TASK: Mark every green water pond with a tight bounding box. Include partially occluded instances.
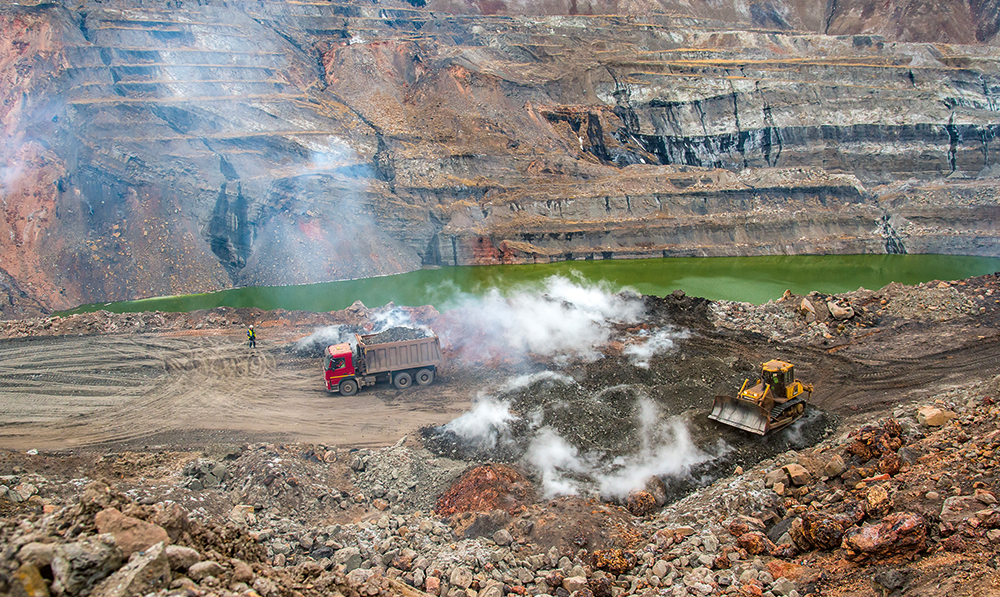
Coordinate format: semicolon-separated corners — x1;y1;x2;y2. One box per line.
62;254;1000;315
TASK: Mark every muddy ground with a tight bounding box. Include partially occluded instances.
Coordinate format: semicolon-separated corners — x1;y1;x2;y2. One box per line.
1;274;1000;596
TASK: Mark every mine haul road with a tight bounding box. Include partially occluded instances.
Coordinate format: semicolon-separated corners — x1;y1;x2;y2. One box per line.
2;314;1000;453
0;332;474;452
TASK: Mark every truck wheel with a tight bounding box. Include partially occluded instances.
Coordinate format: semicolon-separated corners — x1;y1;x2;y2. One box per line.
415;369;434;386
339;379;358;396
394;372;412;389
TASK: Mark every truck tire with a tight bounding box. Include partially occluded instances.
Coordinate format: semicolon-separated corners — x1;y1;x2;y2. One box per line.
339;379;358;396
393;372;412;389
415;369;434;386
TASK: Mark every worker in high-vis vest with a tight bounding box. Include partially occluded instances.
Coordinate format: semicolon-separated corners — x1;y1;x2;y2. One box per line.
247;325;256;348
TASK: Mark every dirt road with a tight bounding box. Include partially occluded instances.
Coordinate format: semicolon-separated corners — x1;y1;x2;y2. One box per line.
3;275;1000;456
0;332;474;451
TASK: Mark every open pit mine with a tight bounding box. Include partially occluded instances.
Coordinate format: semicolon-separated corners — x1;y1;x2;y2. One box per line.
2;0;1000;318
3;2;1000;597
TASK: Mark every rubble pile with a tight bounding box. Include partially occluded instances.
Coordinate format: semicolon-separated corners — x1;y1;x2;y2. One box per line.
2;381;998;596
2;277;1000;596
710;277;996;346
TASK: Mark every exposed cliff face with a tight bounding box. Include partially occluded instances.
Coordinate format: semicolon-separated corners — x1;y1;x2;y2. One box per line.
1;0;999;317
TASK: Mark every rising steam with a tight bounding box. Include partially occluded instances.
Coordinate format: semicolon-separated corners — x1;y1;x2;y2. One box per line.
439;275;646;364
624;327;692;369
441;394;516;450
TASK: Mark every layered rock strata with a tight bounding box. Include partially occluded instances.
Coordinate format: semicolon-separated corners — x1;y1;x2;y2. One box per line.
2;1;1000;315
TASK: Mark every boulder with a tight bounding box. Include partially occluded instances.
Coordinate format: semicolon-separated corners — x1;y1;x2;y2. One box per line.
164;545;200;571
736;531;776;555
916;406;956;427
845;423;903;462
51;535;124;596
764;469;789;488
232;561;254;584
333;547;363;572
450;566;473;589
790;512;851;551
187;560;225;582
18;542;57;569
864;484;894;518
492;529;512;546
877;453;903;476
783;464;812;486
563;576;588;592
90;541;170;597
229;504;256;526
799;297;816;316
592;549;638;574
975;489;998;506
94;508;170;557
11;563;49;597
149;502;189;542
842;513;928;560
624;490;657;516
823;454;846;478
644;475;668;506
827;301;855;320
940;495;989;525
766;561;822;584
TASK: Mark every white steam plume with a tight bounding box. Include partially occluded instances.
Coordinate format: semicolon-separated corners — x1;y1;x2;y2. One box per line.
440;274;645;363
369;306;434;337
624;327;692;369
525;426;591;498
442;394;516;449
501;371;575;392
595;398;709;499
295;325;357;353
521;395;709;500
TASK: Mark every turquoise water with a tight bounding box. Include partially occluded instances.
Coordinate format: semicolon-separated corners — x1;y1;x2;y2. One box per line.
61;254;1000;315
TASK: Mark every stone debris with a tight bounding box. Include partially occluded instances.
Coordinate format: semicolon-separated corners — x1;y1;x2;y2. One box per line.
1;278;999;596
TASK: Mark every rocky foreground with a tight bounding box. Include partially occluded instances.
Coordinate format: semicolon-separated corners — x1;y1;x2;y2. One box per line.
1;388;998;597
2;276;1000;597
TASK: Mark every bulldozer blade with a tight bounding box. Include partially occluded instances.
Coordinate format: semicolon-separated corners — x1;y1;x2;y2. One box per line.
708;395;769;435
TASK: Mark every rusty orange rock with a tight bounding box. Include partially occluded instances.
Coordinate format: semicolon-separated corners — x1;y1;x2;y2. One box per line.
591;548;638;574
623;491;656;516
736;531;776;555
435;464;533;516
842;512;928;560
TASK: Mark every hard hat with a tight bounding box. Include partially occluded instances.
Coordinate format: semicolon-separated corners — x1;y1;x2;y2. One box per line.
249;325;254;328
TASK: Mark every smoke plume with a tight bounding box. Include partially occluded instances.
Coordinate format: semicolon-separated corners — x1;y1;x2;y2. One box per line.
438;275;645;364
441;394;516;450
624;327;692;369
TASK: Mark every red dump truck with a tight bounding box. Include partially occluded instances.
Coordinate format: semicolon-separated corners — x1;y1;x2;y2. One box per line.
324;330;443;395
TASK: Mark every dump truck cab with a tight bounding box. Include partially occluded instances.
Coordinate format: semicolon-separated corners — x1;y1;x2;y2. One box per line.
324;343;357;394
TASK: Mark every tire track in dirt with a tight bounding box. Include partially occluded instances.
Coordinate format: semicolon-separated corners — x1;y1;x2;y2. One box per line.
0;333;476;451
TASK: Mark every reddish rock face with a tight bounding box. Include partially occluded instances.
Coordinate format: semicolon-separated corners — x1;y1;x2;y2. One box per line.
842;512;928;560
3;2;1000;314
434;464;533;516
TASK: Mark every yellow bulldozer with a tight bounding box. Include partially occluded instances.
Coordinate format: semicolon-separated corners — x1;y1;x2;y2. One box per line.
709;359;813;435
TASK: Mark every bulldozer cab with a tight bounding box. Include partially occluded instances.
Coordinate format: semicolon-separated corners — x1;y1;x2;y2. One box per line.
760;359;794;400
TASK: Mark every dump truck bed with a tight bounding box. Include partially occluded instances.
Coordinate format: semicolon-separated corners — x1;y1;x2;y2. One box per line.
356;333;443;374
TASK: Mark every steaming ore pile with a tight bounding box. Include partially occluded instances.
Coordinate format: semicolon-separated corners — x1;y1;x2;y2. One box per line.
2;275;1000;596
